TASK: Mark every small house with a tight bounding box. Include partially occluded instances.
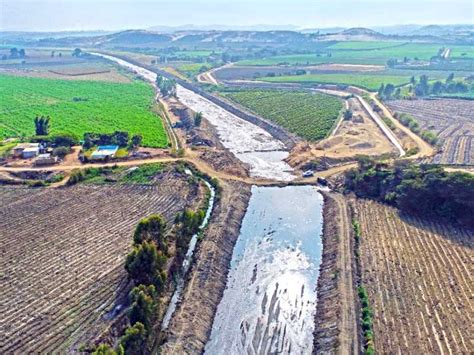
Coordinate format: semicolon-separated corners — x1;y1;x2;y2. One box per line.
13;143;40;159
90;145;119;160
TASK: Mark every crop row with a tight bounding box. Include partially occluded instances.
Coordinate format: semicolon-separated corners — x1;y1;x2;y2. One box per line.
0;177;199;353
220;89;343;141
0;74;168;147
355;199;473;354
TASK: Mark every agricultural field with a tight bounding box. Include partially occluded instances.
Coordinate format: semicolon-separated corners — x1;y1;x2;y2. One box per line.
237;43;474;66
354;199;473;354
0;74;168;147
327;40;407;50
0;168;203;353
386;99;474;165
220;89;343;141
176;63;212;78
260;73;411;91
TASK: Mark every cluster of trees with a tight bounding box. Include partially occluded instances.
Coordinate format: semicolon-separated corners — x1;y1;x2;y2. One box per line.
194;112;202;127
174;208;205;260
377;83;401;100
83;131;142;149
1;48;26;60
393;113;438;145
34;116;50;136
345;158;474;227
156;75;176;97
410;74;469;97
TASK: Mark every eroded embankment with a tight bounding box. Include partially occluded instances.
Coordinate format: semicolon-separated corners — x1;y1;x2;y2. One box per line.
313;192;359;354
160;181;252;354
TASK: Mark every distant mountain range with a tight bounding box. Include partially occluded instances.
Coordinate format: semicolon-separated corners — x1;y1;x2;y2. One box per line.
1;24;472;48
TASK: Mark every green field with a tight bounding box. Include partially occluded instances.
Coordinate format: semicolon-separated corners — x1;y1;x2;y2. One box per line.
238;43;474;66
260;73;411;91
0;75;168;147
176;63;211;77
327;40;407;50
220;89;343;141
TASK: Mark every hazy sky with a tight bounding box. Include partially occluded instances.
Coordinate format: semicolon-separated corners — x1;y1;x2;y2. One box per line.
1;0;473;31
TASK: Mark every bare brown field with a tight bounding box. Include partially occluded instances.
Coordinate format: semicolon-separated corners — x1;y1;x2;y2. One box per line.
387;99;474;165
354;199;473;354
0;175;201;353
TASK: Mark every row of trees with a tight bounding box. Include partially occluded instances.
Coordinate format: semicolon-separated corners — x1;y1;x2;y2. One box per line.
83;131;142;149
91;204;207;354
1;48;26;60
345;158;474;227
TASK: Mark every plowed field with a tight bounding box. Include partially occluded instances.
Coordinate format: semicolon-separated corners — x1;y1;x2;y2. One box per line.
354;199;473;354
0;176;200;353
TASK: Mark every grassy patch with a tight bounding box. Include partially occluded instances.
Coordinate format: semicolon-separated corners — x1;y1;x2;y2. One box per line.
238;43;474;66
260;73;411;91
120;163;164;184
220;89;343;141
0;75;168;147
0;141;17;157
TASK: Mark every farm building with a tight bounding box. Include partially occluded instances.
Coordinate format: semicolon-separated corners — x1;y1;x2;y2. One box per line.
35;154;58;166
13;143;40;159
90;145;119;160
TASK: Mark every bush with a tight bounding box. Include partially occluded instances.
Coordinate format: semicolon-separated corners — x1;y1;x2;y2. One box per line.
52;133;79;147
125;241;168;291
52;146;70;158
128;285;157;331
119;322;147;354
133;214;167;250
67;169;86;185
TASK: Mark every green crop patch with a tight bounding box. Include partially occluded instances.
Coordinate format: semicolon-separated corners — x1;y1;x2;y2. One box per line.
220;89;343;141
0;75;168;147
260;73;411;91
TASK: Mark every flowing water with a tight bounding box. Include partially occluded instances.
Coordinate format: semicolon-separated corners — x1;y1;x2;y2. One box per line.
94;54;325;354
91;53;294;181
205;186;324;355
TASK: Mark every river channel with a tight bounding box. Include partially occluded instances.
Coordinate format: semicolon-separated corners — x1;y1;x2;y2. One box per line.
93;53;325;355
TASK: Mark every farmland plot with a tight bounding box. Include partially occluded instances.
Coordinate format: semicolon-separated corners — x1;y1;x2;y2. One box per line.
386;99;474;165
219;89;343;141
0;74;168;147
0;174;201;353
354;199;473;354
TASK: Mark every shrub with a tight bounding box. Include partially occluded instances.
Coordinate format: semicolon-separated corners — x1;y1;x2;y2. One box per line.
133;214;167;250
125;241;167;291
128;285;157;331
119;322;147;354
52;146;70;158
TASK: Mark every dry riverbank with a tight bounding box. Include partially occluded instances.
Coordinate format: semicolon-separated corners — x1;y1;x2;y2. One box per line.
313;192;359;354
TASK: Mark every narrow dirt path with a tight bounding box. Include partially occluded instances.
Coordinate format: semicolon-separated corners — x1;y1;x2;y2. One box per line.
333;193;359;354
369;94;435;159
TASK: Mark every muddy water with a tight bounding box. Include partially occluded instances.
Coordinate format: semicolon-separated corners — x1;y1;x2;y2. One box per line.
176;86;294;181
91;53;294;181
205;186;324;355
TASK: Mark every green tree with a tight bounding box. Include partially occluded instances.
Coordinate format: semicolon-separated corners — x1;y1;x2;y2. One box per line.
128;285;157;331
410;76;416;85
194;112;203;127
34;116;50;136
19;49;26;58
377;83;385;97
343;109;353;120
383;84;395;100
119;322;147;354
72;48;82;57
92;344;121;355
446;73;454;83
125;241;167;290
10;48;19;58
133;214;167;250
130;134;143;149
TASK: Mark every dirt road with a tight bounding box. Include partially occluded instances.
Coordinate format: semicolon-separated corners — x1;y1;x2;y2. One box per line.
313;192;359;354
369;94;435;159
